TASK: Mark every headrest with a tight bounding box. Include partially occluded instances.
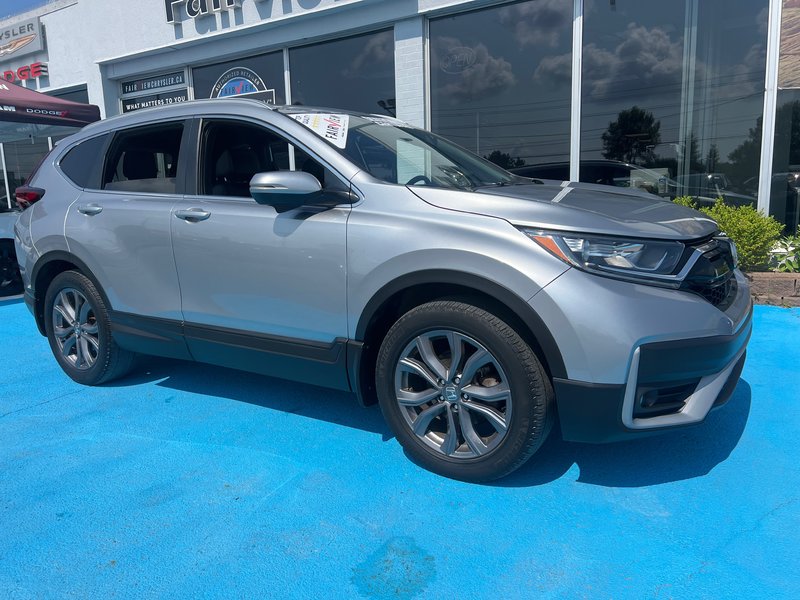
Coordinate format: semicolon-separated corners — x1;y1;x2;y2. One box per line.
215;150;234;178
229;146;260;176
123;150;158;180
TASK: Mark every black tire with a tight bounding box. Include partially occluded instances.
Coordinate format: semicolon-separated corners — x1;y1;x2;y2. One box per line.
376;300;553;482
0;239;23;297
44;270;135;385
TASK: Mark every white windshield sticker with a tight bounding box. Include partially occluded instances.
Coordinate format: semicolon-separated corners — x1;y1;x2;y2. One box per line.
290;113;349;149
361;115;408;127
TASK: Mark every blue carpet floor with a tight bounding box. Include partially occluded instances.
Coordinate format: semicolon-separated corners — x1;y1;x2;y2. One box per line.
1;298;798;598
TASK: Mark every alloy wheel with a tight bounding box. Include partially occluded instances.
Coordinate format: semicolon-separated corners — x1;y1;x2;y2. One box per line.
393;329;512;459
51;287;100;370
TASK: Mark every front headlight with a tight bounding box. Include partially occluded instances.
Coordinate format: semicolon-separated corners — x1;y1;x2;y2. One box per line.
521;228;685;283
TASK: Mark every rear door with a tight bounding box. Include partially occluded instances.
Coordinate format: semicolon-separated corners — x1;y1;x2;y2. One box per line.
64;120;189;334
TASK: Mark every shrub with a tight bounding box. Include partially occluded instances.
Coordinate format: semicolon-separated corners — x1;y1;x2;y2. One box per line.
671;197;783;271
673;195;697;208
770;234;800;272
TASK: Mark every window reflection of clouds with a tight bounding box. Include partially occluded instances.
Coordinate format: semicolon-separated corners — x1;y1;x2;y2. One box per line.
430;0;572;167
342;30;394;78
581;0;768;201
432;37;517;103
290;30;395;114
496;0;572;48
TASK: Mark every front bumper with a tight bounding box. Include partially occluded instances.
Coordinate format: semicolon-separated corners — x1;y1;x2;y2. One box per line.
554;306;751;443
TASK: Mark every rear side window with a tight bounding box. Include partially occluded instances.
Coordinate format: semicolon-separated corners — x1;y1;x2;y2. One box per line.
60;134;108;189
102;122;184;194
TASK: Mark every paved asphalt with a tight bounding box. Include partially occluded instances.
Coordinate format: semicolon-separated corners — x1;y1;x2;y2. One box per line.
0;297;798;599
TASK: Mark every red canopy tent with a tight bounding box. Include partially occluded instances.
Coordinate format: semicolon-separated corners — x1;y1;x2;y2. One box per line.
0;80;101;210
0;80;100;127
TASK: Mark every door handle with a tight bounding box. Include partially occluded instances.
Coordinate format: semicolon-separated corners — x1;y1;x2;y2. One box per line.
174;208;211;222
77;203;103;216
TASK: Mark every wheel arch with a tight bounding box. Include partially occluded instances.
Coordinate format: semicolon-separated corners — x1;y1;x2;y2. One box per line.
30;251;111;336
350;270;566;406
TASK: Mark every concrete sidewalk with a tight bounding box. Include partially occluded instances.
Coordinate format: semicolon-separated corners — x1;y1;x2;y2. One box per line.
1;298;798;598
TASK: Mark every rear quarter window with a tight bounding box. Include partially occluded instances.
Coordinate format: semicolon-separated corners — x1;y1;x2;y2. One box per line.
59;134;109;189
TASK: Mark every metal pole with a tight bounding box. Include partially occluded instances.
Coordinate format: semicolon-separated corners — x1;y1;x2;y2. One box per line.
0;144;11;211
569;0;583;182
758;0;784;215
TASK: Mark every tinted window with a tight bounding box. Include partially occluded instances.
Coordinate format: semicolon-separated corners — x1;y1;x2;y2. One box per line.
511;164;569;180
2;136;51;192
199;120;344;197
769;90;800;234
48;86;90;104
103;123;184;194
581;0;767;205
289;30;395;114
60;134;108;189
430;1;573;169
193;52;285;104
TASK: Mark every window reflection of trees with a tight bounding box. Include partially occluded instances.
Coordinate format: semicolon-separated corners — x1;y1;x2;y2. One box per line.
581;0;767;206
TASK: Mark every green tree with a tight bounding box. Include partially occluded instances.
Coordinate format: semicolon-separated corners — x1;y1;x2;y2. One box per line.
602;106;661;165
705;144;720;172
484;150;525;169
728;117;763;180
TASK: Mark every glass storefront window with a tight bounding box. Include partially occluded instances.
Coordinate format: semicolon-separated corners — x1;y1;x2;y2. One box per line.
581;0;768;204
50;87;90;104
769;90;800;234
193;51;286;104
430;0;573;169
2;137;51;193
0;164;9;211
289;30;395;114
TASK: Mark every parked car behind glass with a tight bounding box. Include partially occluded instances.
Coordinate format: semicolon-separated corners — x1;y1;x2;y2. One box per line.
511;159;678;198
14;99;751;481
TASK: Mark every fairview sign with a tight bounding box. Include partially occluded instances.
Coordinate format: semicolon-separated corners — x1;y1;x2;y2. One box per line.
164;0;345;24
164;0;241;23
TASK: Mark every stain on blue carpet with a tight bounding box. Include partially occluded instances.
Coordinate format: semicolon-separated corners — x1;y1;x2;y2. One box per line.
352;537;436;599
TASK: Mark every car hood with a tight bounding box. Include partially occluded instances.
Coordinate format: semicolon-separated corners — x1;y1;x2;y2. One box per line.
409;181;718;240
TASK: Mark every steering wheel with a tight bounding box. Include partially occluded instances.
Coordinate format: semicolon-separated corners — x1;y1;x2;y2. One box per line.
405;175;432;186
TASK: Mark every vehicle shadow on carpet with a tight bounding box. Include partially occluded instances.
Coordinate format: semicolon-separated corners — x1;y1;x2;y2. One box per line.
111;356;390;437
110;357;751;488
500;380;752;489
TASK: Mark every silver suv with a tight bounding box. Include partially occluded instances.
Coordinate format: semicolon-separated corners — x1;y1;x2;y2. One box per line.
13;99;751;481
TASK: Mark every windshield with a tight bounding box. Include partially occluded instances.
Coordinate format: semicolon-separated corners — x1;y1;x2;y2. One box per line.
280;110;519;190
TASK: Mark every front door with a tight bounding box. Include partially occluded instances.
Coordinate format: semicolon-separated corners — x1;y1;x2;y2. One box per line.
170;118;350;388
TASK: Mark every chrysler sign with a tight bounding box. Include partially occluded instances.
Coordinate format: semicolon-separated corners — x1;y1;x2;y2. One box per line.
0;18;44;60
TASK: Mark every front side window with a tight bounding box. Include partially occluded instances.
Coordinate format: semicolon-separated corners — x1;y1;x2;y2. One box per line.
281;110;518;190
199;120;345;197
102;123;184;194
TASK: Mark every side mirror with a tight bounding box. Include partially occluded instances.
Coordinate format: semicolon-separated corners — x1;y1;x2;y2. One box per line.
249;171;322;211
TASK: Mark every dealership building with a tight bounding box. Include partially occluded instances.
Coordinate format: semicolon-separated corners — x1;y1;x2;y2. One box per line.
1;0;798;233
